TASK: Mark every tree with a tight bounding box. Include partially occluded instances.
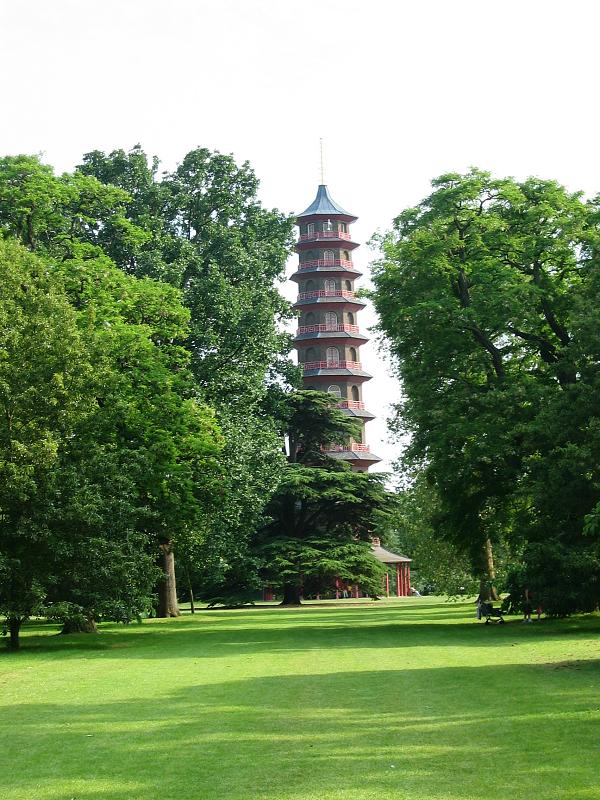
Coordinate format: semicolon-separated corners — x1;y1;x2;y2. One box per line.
0;236;222;647
257;466;391;604
272;388;361;466
76;146;295;407
0;154;139;258
0;239;94;647
372;169;600;607
0;153;233;618
251;390;390;605
77;146;297;595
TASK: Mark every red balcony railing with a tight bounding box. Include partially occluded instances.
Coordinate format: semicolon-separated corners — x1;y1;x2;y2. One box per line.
299;231;352;242
298;259;356;270
338;400;365;410
297;290;356;301
297;323;360;335
324;443;371;453
303;360;362;371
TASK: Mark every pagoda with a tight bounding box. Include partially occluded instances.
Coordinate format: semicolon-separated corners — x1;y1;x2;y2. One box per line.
291;185;381;471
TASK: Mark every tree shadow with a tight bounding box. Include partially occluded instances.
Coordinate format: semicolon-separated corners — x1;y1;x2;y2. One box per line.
5;605;600;659
1;662;599;800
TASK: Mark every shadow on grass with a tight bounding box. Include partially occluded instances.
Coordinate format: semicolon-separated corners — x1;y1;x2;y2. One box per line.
1;661;600;800
4;612;600;668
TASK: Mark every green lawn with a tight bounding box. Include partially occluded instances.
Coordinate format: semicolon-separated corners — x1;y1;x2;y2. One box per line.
1;599;599;800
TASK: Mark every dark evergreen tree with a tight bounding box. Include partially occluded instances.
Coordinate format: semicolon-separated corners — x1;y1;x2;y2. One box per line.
252;391;390;605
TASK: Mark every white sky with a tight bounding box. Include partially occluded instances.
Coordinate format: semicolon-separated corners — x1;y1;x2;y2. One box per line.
2;0;599;472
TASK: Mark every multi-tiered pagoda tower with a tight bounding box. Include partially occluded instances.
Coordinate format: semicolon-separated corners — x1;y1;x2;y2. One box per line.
292;185;381;471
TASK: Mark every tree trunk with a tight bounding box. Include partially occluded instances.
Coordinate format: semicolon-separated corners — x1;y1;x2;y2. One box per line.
186;567;195;615
157;540;181;618
7;617;21;651
280;584;302;605
60;618;97;634
479;538;499;601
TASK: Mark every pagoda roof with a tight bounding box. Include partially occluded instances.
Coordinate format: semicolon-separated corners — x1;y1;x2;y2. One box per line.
372;543;411;564
297;185;357;221
329;450;382;464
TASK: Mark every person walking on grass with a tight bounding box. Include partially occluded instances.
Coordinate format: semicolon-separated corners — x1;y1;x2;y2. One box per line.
475;594;483;620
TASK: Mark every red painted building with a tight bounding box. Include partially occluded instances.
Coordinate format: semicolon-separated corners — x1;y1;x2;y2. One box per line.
282;185;412;600
371;538;412;597
292;184;381;471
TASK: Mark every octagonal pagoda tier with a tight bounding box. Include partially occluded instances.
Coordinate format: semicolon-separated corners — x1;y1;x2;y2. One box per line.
293;184;381;471
321;445;382;469
290;262;362;284
294;328;369;346
294;294;366;310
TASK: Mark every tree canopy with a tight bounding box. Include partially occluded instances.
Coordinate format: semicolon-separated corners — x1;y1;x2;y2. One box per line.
0;228;221;646
76;146;297;592
250;391;391;605
372;169;600;611
0;147;297;626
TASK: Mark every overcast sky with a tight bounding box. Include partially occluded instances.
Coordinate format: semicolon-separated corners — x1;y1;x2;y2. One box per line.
2;0;599;473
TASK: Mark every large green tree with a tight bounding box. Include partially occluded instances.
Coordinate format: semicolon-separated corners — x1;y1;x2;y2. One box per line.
76;146;296;591
372;170;600;608
0;232;221;647
0;239;99;647
1;150;293;616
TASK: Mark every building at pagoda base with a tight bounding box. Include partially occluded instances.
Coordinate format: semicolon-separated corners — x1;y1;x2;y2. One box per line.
371;538;412;598
292;184;381;471
262;539;412;601
324;539;412;599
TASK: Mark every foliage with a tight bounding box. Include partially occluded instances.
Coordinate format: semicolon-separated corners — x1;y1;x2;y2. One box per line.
256;466;391;599
382;480;478;596
0;147;295;614
75;145;295;405
503;540;600;617
76;146;297;577
249;391;392;602
0;237;222;646
282;389;361;465
0;154;139;259
372;169;600;609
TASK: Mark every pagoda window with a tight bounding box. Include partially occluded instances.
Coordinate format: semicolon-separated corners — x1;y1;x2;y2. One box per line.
323;220;333;231
307;223;315;236
343;250;350;261
325;311;338;330
351;385;360;401
340;222;348;233
349;347;357;362
323;249;335;263
304;312;315;325
305;347;316;362
347;312;354;325
345;280;352;291
326;347;340;365
306;279;315;292
325;279;336;292
327;385;342;397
